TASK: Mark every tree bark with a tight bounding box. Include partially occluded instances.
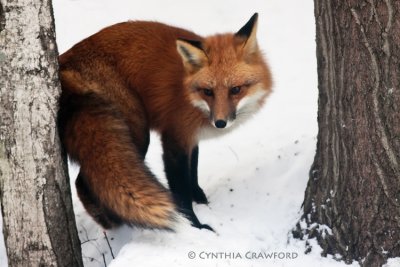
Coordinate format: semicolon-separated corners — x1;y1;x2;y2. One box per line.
0;0;83;266
293;1;400;266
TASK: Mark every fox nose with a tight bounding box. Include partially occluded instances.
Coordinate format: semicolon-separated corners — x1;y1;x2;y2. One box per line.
215;120;227;128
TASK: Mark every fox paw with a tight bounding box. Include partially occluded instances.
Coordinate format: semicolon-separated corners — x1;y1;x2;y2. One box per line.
192;186;208;204
198;223;214;232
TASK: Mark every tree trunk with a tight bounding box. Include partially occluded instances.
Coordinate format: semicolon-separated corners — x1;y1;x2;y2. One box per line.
0;0;83;266
293;1;400;266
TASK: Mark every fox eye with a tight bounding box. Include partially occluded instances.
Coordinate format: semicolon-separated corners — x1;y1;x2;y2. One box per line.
230;86;242;95
202;88;214;96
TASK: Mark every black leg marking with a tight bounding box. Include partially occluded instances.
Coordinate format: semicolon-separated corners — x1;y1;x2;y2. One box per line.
162;135;212;231
190;146;208;204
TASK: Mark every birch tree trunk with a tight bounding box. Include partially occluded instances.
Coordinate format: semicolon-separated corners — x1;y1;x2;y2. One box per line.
293;1;400;266
0;0;83;266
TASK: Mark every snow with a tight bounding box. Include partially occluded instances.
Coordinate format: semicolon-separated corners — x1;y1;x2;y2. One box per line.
0;0;397;266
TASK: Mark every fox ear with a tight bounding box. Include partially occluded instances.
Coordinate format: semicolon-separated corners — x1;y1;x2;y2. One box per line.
176;39;207;73
235;13;259;58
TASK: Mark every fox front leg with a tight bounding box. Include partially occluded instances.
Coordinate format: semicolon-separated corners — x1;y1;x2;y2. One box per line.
190;146;208;204
161;134;212;231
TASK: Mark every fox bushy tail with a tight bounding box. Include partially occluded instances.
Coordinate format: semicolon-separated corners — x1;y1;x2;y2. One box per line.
58;93;176;229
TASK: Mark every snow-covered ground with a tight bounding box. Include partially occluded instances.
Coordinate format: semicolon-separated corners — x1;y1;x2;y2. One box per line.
0;0;397;266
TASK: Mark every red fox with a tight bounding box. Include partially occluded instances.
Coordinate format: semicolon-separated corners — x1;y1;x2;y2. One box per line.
58;13;272;231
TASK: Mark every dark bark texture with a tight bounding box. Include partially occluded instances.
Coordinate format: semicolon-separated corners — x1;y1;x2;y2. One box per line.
0;0;83;266
293;1;400;266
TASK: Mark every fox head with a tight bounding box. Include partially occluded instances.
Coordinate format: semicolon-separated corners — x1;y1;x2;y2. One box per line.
177;13;272;129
